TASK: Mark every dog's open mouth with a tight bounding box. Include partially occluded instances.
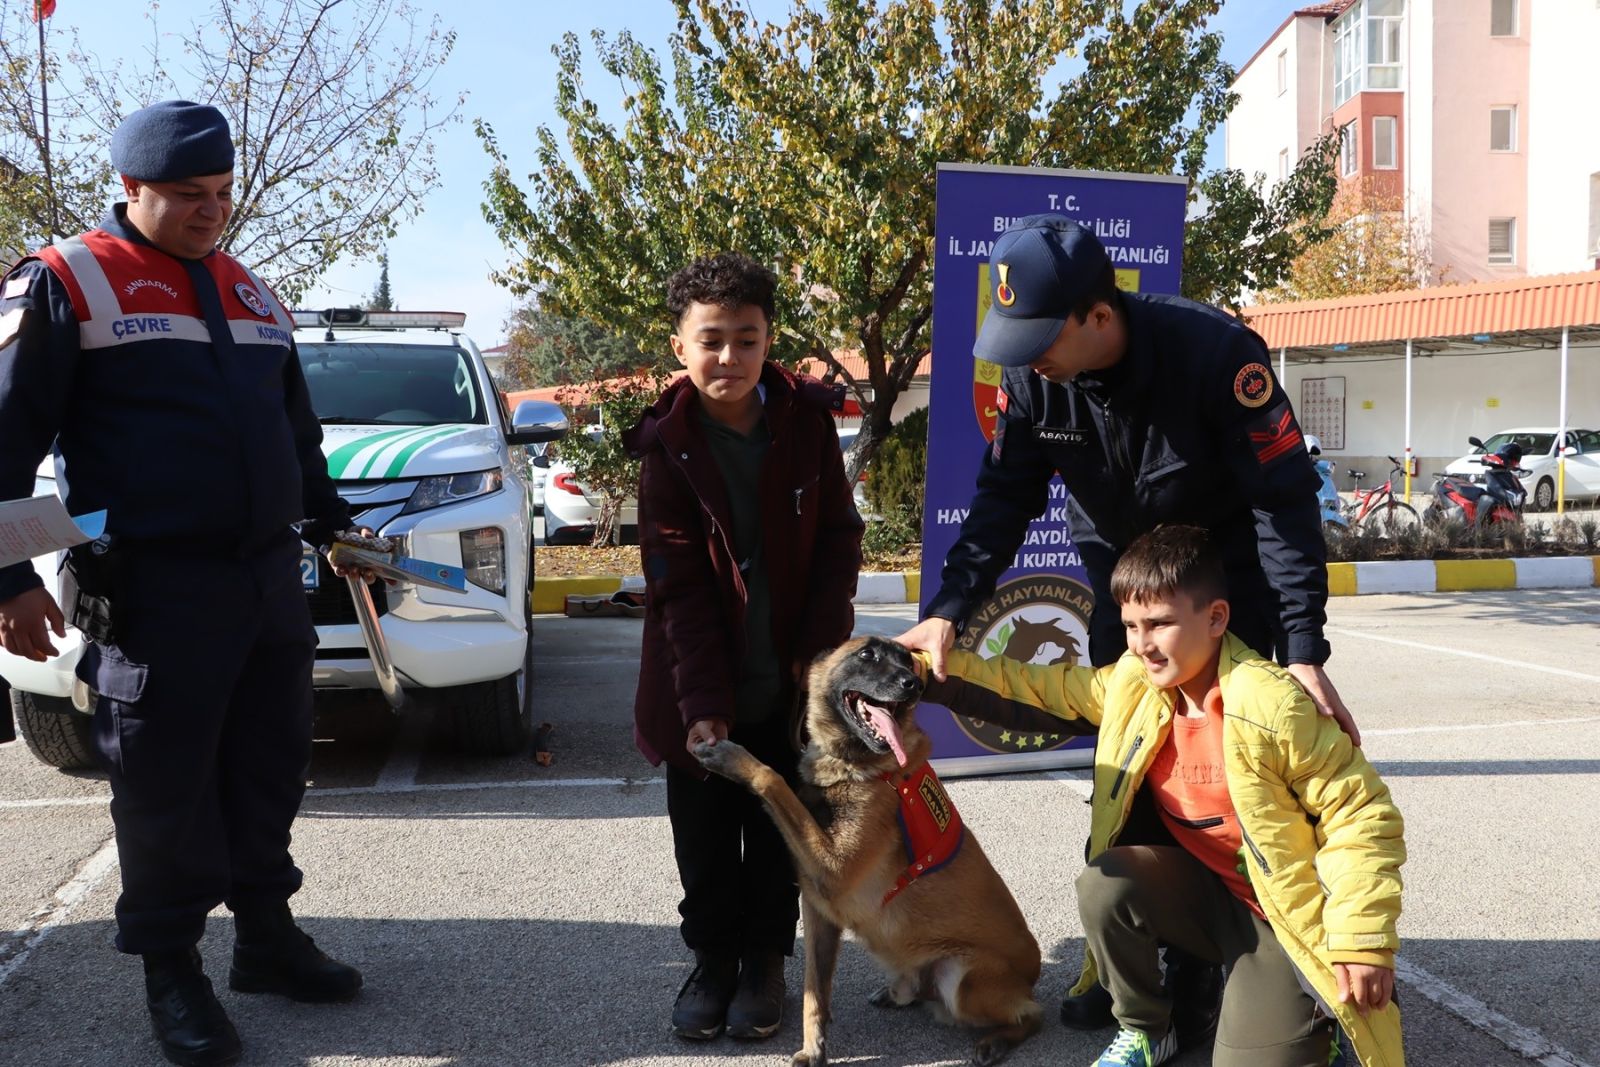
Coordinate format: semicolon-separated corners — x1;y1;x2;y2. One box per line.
844;691;910;767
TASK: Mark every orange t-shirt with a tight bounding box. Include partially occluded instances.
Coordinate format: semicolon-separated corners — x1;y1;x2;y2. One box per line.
1146;684;1263;918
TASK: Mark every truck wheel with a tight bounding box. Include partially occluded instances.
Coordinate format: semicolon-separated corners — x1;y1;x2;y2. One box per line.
11;690;97;770
445;584;534;756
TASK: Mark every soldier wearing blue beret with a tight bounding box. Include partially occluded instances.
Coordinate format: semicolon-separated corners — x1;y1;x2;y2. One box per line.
0;100;367;1066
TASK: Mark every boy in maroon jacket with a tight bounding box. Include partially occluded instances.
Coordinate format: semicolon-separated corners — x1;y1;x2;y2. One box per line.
622;253;864;1041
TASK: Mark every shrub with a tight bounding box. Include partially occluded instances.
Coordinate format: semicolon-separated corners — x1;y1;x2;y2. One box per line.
863;405;928;525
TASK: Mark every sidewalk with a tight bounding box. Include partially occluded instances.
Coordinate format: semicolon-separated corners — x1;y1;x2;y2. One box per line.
533;557;1600;611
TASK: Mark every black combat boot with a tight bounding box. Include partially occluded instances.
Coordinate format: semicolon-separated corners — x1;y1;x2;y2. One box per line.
725;950;786;1039
671;951;739;1040
229;901;363;1003
1059;981;1115;1030
144;947;242;1067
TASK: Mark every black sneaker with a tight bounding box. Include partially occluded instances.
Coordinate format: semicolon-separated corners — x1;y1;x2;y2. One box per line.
1060;981;1115;1030
726;951;786;1039
229;903;362;1003
1165;949;1223;1051
671;952;738;1040
144;948;243;1067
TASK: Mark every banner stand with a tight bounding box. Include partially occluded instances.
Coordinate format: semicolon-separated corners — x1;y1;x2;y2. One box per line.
920;162;1188;777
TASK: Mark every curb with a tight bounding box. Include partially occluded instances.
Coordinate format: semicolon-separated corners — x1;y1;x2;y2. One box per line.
534;557;1598;611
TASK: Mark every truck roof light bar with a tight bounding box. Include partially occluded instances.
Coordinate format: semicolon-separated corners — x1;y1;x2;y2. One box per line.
291;308;467;330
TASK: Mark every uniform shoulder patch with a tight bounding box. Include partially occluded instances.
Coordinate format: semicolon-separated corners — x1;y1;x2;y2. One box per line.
1246;399;1305;468
0;306;25;347
1233;362;1273;408
3;276;30;300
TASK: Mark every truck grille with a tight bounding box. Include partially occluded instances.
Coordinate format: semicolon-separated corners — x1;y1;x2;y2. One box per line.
304;555;390;626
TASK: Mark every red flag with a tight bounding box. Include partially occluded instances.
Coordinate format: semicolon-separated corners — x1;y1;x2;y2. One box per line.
32;0;56;20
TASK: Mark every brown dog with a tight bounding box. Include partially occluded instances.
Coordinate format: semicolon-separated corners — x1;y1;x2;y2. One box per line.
694;636;1042;1066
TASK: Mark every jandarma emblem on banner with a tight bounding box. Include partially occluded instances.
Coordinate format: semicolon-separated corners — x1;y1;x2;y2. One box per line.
951;573;1095;754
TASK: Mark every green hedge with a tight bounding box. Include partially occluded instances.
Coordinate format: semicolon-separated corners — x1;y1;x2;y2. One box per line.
862;406;928;551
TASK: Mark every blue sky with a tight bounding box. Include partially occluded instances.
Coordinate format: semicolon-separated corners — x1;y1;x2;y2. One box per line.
63;0;1289;346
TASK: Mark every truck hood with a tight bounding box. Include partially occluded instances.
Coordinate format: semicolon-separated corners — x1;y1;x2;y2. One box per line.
320;423;501;481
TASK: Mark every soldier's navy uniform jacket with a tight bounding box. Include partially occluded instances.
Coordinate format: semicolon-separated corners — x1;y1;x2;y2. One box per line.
925;292;1330;669
0;206;351;953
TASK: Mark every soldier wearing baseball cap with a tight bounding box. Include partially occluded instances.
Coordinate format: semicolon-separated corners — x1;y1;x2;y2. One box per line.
0;100;365;1065
896;211;1352;1040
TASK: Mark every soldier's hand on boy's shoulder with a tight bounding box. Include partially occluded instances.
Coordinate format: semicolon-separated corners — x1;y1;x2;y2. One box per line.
685;718;729;754
894;617;956;682
1286;662;1361;748
1334;961;1394;1014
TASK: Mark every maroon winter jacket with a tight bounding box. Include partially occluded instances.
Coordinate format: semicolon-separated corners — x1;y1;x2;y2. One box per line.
622;362;865;775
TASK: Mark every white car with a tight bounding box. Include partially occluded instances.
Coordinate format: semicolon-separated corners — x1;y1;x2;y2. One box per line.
2;309;568;768
1442;427;1600;511
541;425;869;546
542;429;640;546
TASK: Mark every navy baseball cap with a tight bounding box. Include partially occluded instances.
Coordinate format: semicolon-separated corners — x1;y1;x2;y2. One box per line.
111;100;234;182
974;214;1113;367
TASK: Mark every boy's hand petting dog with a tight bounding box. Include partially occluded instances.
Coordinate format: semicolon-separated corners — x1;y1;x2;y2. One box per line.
1334;962;1394;1014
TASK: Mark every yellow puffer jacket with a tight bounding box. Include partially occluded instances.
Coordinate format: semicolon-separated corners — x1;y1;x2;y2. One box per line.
927;633;1406;1067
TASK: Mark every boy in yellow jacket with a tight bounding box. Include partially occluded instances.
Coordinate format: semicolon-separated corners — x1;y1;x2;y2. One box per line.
913;525;1404;1067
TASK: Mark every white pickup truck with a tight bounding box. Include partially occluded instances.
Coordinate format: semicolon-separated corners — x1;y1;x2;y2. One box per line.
2;309;567;767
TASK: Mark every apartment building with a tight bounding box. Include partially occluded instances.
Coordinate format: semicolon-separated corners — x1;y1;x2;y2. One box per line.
1226;0;1600;283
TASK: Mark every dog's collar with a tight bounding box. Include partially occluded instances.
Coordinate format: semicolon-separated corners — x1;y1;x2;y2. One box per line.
880;761;965;906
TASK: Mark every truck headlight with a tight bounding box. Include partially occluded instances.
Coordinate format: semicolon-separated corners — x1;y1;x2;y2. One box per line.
460;527;506;595
402;470;502;515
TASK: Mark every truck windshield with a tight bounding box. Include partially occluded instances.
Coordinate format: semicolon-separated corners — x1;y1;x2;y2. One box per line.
298;343;488;426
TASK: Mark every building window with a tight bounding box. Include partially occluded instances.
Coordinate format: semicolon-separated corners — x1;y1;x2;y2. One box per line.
1373;116;1397;168
1488;218;1517;265
1334;0;1406;102
1333;9;1361;105
1279;148;1291;181
1340;122;1359;177
1491;0;1518;36
1490;106;1517;152
1366;0;1405;89
1277;49;1289;95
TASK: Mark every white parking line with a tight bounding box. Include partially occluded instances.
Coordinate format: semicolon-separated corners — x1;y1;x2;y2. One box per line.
1364;715;1600;738
1396;957;1597;1067
1326;627;1600;682
0;836;119;989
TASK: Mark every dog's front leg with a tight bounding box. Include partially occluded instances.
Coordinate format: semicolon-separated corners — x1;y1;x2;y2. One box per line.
694;741;851;894
793;895;841;1067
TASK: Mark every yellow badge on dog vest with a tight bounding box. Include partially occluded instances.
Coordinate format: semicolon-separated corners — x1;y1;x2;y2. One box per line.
880;761;965;905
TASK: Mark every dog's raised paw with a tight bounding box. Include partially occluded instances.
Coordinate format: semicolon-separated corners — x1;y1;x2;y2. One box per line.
693;739;754;779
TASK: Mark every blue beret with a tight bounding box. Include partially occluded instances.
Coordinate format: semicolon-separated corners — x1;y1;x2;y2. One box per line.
111;100;234;182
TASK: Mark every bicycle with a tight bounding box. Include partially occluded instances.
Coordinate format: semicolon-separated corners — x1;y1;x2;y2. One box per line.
1342;455;1422;535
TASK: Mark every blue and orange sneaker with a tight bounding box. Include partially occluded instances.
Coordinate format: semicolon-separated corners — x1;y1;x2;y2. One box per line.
1092;1026;1179;1067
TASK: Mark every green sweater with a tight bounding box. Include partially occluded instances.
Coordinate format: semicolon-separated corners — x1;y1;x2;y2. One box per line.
699;409;782;723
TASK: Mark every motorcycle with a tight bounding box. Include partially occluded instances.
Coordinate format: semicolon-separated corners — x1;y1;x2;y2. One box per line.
1307;435;1347;533
1424;436;1529;530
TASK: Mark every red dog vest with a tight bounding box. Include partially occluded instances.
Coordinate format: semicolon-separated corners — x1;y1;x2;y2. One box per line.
880;761;965;906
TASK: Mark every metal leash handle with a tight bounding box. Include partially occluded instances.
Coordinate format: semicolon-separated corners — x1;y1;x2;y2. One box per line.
346;572;406;711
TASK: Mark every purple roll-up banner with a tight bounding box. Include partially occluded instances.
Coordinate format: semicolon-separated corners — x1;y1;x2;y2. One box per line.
923;164;1187;777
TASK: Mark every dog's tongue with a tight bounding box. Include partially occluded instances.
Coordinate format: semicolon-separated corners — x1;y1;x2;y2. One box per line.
864;703;908;767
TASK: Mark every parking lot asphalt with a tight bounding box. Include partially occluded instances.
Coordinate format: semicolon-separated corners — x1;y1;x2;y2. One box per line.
2;589;1598;1066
